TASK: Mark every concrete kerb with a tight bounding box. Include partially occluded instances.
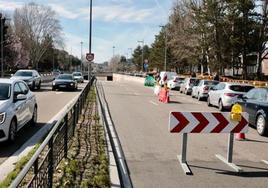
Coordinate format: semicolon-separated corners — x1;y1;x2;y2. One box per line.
96;90;120;188
0;82;87;183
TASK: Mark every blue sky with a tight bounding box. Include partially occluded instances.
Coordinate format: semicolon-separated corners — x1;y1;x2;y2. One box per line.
0;0;173;63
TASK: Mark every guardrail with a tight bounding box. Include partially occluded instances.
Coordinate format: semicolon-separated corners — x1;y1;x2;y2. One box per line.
9;78;95;188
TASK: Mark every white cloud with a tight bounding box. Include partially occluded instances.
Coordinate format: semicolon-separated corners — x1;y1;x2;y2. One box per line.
48;3;80;19
0;1;23;11
80;5;158;23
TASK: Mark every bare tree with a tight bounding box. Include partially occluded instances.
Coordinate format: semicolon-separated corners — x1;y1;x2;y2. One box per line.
13;2;63;70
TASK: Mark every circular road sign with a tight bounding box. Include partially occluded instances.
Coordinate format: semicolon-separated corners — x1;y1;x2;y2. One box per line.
86;53;94;62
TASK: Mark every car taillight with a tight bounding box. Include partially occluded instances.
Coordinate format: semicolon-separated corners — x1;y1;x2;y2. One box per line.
224;93;239;97
203;86;209;91
173;80;177;82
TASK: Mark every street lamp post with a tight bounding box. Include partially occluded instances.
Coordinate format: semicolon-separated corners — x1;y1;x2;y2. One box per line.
88;0;93;80
80;41;83;72
137;40;144;72
160;25;167;71
0;14;3;78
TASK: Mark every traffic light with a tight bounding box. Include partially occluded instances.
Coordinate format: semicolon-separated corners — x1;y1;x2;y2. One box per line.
0;15;8;46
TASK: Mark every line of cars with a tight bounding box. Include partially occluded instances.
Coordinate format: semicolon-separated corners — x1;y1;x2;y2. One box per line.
0;70;84;143
161;71;268;136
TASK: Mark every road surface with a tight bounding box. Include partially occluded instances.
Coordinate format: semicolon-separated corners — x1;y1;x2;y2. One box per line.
100;79;268;188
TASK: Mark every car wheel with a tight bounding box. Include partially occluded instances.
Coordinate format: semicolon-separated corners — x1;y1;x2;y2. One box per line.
8;119;17;142
31;82;35;90
52;87;55;91
219;100;224;111
207;96;212;106
37;81;41;90
256;115;268;136
30;106;38;126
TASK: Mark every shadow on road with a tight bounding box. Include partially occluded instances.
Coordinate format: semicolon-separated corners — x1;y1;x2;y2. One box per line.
0;122;47;163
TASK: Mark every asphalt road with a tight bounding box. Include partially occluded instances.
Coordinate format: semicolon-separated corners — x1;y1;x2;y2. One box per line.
0;82;87;164
100;79;268;188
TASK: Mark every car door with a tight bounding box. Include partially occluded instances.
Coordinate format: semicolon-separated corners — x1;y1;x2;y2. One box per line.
241;88;258;124
18;82;33;122
215;83;226;106
209;84;219;105
197;80;203;96
13;82;28;129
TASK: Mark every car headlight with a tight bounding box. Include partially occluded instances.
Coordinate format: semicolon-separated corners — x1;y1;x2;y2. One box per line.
52;82;56;86
70;83;74;86
0;112;6;124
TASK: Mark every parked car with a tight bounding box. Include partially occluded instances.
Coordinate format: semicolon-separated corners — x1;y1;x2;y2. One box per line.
207;82;254;111
159;71;177;86
236;88;268;136
52;74;78;91
179;78;200;95
0;79;37;142
192;80;219;100
72;72;84;83
11;70;42;90
167;76;185;90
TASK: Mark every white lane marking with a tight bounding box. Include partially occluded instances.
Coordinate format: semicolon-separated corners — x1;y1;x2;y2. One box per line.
261;160;268;165
150;101;159;106
134;92;139;96
56;92;64;94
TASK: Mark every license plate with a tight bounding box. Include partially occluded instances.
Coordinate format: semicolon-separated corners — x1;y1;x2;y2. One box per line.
59;85;66;88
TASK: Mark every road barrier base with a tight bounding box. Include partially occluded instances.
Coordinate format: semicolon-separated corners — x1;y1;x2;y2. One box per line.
215;154;243;172
177;155;192;175
235;133;246;141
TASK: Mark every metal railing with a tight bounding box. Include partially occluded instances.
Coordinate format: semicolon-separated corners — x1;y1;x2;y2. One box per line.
10;78;95;188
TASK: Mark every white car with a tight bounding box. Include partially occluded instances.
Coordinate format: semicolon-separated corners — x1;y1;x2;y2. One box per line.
179;78;200;95
159;71;177;86
167;76;185;90
11;69;42;90
192;80;219;100
0;79;37;142
72;72;84;83
207;82;254;111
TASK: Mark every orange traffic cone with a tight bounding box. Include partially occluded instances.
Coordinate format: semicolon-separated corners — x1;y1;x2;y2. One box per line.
235;133;246;141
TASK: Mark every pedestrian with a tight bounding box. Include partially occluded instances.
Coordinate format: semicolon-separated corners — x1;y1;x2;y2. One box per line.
213;72;220;81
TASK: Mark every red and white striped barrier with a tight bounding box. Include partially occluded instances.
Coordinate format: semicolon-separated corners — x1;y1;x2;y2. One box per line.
169;111;249;175
169;112;248;133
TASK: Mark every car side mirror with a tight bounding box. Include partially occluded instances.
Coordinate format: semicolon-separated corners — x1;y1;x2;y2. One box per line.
14;94;27;102
241;95;248;100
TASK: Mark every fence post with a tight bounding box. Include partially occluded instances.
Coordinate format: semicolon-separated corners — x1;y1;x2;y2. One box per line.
48;137;54;188
64;115;68;158
34;159;39;175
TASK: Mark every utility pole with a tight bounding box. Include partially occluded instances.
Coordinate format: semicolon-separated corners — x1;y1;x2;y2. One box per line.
88;0;93;80
137;40;144;72
0;13;3;78
113;46;115;57
80;41;83;72
160;25;167;71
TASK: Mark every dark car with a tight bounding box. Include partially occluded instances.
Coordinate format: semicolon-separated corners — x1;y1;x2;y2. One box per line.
236;87;268;136
11;69;42;90
52;74;78;91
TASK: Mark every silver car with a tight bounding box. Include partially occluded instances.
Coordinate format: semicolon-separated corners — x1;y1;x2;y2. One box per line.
72;72;84;83
180;78;200;95
207;82;254;111
0;79;37;142
11;69;42;90
192;80;219;100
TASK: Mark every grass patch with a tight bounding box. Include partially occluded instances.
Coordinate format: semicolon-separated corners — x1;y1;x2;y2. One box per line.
0;143;40;188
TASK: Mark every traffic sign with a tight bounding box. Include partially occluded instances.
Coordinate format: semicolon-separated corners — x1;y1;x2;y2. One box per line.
169;112;248;133
86;53;94;62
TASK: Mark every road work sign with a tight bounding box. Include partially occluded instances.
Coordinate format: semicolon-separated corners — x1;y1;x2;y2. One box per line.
169;111;249;175
169;112;248;133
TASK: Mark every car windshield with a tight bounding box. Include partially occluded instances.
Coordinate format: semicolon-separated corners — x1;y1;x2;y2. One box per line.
0;83;11;100
73;73;82;76
175;77;184;81
229;85;254;92
204;81;219;86
57;75;73;80
14;71;33;77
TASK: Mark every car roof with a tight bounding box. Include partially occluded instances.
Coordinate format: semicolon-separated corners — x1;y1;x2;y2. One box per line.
0;78;17;84
16;69;36;72
58;73;72;76
224;82;253;86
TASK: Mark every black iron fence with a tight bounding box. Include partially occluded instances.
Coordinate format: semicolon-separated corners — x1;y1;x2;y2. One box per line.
9;78;95;188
